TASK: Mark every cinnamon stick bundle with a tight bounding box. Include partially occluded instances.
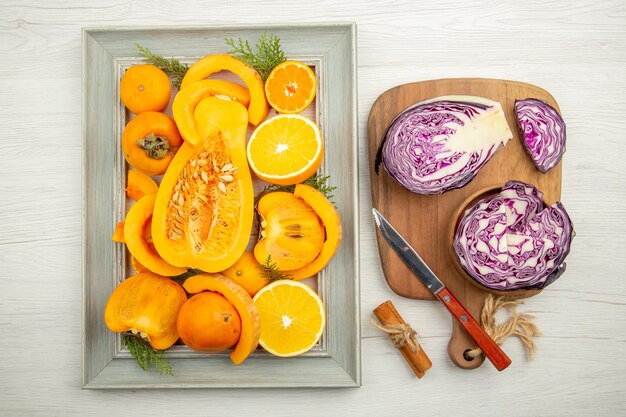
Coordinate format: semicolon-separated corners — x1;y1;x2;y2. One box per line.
373;300;432;378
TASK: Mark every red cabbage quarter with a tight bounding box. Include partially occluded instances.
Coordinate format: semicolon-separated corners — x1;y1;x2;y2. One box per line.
376;96;512;194
454;181;574;290
514;98;566;173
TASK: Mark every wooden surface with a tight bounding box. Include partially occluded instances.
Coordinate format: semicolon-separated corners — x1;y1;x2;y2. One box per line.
368;78;562;369
1;0;625;416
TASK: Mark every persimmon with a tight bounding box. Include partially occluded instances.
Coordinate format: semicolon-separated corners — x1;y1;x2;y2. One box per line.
220;251;269;296
120;64;171;114
182;274;260;365
104;272;187;350
177;291;242;353
122;111;183;175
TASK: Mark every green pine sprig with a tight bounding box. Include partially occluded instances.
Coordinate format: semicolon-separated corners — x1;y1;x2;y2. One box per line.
254;173;337;206
135;44;188;88
122;334;173;376
258;255;293;282
224;32;286;80
303;174;337;204
169;268;201;285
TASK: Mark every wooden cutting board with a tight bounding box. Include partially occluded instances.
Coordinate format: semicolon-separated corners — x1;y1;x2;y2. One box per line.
367;78;563;369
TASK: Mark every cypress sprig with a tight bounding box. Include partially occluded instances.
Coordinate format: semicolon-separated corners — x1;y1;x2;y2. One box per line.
224;32;286;80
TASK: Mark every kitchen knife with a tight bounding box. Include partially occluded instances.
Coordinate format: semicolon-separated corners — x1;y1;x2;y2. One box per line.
372;208;512;371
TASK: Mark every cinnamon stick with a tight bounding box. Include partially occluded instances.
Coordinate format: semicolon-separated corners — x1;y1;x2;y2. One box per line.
373;300;432;378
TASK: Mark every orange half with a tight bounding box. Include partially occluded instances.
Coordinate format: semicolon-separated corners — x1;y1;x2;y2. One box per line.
252;280;325;357
247;114;323;186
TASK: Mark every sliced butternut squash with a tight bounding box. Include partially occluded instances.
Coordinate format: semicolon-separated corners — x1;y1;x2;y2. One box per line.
112;221;125;243
180;54;269;127
124;193;187;277
152;97;254;272
287;184;342;280
130;255;149;273
173;79;251;147
183;273;261;365
125;170;158;201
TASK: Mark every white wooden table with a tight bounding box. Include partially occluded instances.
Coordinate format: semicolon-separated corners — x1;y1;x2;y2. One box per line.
1;1;624;415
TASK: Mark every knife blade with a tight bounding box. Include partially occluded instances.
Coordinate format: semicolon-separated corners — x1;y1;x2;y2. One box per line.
372;208;511;371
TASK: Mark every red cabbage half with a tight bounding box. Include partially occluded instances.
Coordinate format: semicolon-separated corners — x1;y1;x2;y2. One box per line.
515;98;566;173
376;96;512;194
453;181;574;290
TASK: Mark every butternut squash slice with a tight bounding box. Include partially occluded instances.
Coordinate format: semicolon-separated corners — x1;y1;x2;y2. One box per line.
124;193;188;277
287;184;342;280
180;54;269;127
183;273;261;365
130;255;149;273
152;97;254;272
173;79;251;147
125;170;158;201
112;221;125;243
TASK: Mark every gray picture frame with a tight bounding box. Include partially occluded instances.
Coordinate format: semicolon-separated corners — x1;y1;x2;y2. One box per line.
82;23;360;388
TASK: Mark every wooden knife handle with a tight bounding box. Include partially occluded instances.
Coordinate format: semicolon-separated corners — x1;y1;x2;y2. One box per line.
436;287;512;371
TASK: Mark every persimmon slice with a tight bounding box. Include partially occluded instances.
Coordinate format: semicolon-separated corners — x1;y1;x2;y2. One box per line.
254;191;325;271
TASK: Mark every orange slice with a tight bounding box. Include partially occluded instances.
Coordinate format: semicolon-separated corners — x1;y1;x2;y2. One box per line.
265;61;317;114
252;280;325;357
247;114;323;186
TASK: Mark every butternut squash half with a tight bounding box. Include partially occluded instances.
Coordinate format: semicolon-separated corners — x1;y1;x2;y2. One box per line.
180;54;269;127
152;96;254;272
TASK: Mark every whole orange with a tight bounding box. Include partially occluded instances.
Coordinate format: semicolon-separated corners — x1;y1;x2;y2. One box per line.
177;291;242;353
120;64;171;114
